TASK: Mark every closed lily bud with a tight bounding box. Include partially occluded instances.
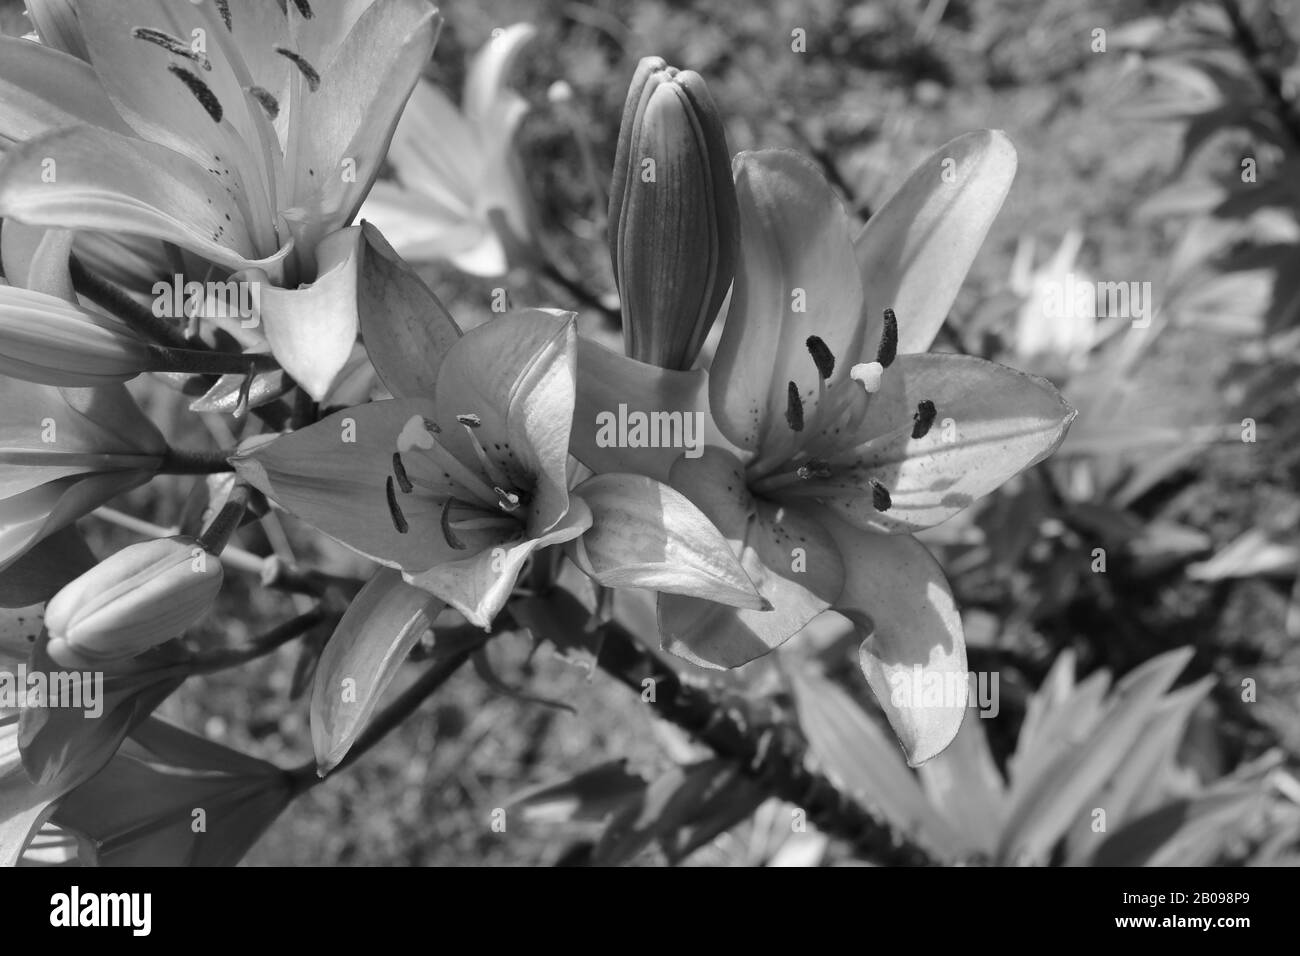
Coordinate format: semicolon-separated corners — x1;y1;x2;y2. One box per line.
45;536;223;668
0;285;156;386
609;57;739;370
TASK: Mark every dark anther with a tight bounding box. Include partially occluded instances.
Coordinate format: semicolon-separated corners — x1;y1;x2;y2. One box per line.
785;381;804;432
796;458;831;480
132;28;212;70
290;0;314;19
422;417;441;434
385;476;409;533
806;335;835;380
215;0;232;30
912;400;936;440
870;479;892;512
392;452;413;493
440;498;467;550
247;86;280;120
274;47;321;92
168;65;223;123
877;308;898;368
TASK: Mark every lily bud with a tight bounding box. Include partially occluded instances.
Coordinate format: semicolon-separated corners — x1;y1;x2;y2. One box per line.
609;57;739;370
45;536;223;668
0;285;156;386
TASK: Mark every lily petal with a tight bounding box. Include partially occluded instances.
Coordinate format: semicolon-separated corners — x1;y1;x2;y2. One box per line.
407;496;592;629
463;23;536;129
311;567;443;772
814;513;967;766
355;220;461;399
571;337;712;483
569;472;762;609
658;447;843;668
855;130;1017;355
360;180;500;273
0;125;266;271
711;149;865;452
430;311;577;536
231;399;461;572
257;225;362;400
816;353;1075;533
0;36;128;144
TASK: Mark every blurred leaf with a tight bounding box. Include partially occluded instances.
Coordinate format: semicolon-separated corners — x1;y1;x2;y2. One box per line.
508;760;648;826
660;768;766;865
1092;781;1265;867
1188;528;1299;580
310;568;445;773
787;669;962;856
917;706;1005;858
999;648;1193;864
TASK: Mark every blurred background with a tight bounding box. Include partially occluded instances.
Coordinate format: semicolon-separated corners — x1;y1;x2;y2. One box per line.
4;0;1299;865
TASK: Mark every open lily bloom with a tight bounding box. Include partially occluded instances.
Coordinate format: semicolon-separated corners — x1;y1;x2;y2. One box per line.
573;134;1076;764
0;0;440;399
234;227;760;629
358;23;539;277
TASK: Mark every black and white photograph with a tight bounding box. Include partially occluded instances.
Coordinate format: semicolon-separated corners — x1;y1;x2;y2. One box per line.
0;0;1295;906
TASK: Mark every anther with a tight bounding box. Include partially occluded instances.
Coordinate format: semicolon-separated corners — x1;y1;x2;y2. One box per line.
806;335;835;380
290;0;314;19
440;498;466;550
459;414;514;492
385;476;409;533
246;86;280;120
456;414;482;428
785;381;804;432
912;400;936;440
392;452;413;493
214;0;232;30
422;417;441;435
870;479;892;512
494;488;521;513
877;308;898;368
796;458;831;480
168;65;223;123
133;28;212;70
274;47;321;92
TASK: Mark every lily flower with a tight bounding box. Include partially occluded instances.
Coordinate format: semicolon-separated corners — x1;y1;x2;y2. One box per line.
0;0;441;399
358;23;539;277
572;134;1076;764
233;225;760;629
0;377;165;573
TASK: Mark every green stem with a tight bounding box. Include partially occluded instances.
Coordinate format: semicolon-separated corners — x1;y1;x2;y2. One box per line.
147;344;278;377
189;607;327;674
158;446;236;475
69;256;192;350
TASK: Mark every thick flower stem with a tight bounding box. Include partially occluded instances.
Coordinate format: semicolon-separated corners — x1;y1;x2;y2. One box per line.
158;446;236;475
69;256;192;350
595;619;946;865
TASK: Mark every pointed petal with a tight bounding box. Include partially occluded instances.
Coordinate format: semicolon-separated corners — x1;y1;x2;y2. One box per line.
570;473;762;608
384;81;480;216
463;23;536;127
817;353;1075;533
231;399;463;572
0;36;129;144
311;567;443;772
359;181;494;270
257;225;361;400
431;311;576;535
711;149;865;452
355;221;461;399
290;0;441;235
0;126;265;270
855;130;1017;355
407;497;592;628
571;338;712;483
816;514;967;766
1;223;75;301
657;447;842;668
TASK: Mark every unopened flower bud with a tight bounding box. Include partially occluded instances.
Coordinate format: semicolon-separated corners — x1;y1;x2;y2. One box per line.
609;57;739;370
0;286;156;386
45;536;223;667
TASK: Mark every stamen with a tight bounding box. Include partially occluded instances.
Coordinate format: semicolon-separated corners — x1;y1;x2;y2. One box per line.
290;0;314;18
247;86;281;120
133;28;212;70
459;414;515;494
385;476;409;533
274;47;321;92
440;498;466;550
912;400;937;440
494;488;521;513
785;381;804;432
877;308;898;368
449;517;518;532
423;417;441;435
168;65;223;123
806;335;836;380
870;479;892;512
850;361;884;394
456;414;482;428
215;0;232;30
397;414;499;510
392;452;413;493
795;458;831;480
